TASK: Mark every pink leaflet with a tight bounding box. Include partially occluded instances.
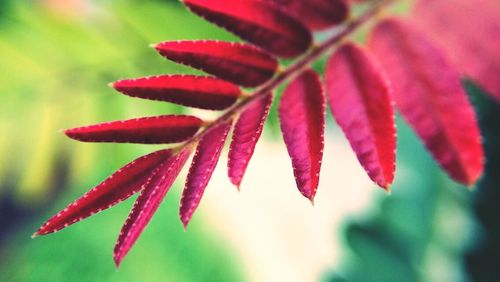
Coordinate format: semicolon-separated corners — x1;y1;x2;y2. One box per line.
228;94;273;188
414;0;500;101
113;148;191;267
112;75;241;110
326;43;396;189
34;149;172;237
279;69;325;202
65;115;203;144
369;18;484;185
267;0;348;30
180;121;232;228
183;0;312;58
154;41;278;88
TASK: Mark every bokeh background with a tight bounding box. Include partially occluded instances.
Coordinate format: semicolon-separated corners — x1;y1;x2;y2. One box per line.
0;0;499;281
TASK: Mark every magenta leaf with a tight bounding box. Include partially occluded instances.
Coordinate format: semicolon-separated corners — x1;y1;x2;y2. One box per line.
228;94;273;188
114;148;191;267
326;43;396;189
112;75;241;110
65;115;203;144
369;18;484;185
279;69;325;202
414;0;500;96
183;0;312;58
267;0;348;30
414;0;500;101
180;121;232;228
154;41;278;88
34;149;173;237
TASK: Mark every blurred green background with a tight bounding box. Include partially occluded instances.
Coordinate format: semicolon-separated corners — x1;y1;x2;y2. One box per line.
0;0;243;281
0;1;498;282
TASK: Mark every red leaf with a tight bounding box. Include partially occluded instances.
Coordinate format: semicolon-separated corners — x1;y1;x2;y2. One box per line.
154;41;278;88
228;94;273;188
326;43;396;189
413;0;500;101
369;18;484;185
65;115;203;144
34;149;172;237
112;75;241;110
267;0;348;30
114;148;191;267
183;0;312;58
279;69;325;202
180;121;232;228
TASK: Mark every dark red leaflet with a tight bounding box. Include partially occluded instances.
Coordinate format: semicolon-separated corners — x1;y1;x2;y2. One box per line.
326;43;395;189
154;41;278;87
369;18;484;185
183;0;312;58
65;115;203;144
34;149;172;237
180;121;232;228
267;0;348;30
228;94;273;188
414;0;500;101
112;75;241;110
114;148;191;267
279;69;325;202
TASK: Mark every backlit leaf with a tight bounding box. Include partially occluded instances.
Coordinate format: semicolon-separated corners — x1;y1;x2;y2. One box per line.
154;41;278;87
326;43;396;189
114;148;191;267
279;69;325;202
180;121;232;228
369;18;484;185
34;149;173;236
183;0;312;58
228;94;273;188
112;75;241;110
267;0;348;30
65;115;203;144
414;0;500;101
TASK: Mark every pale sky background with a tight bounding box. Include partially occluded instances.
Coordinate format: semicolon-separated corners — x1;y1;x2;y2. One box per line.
196;132;383;282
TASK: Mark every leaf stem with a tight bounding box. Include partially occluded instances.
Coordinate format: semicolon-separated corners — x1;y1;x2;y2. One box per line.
179;0;393;149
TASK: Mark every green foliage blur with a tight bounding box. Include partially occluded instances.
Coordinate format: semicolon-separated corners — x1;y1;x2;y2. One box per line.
0;1;242;281
463;82;500;282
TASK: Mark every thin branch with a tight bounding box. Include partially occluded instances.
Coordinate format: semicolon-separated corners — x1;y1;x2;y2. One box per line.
180;0;393;148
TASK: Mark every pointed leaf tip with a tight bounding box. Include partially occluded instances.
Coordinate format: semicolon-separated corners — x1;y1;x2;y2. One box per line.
326;43;396;189
228;94;273;188
155;41;278;87
113;148;191;266
35;149;173;236
113;75;241;110
183;0;312;58
369;18;484;185
279;69;325;201
180;121;232;227
65;115;203;144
